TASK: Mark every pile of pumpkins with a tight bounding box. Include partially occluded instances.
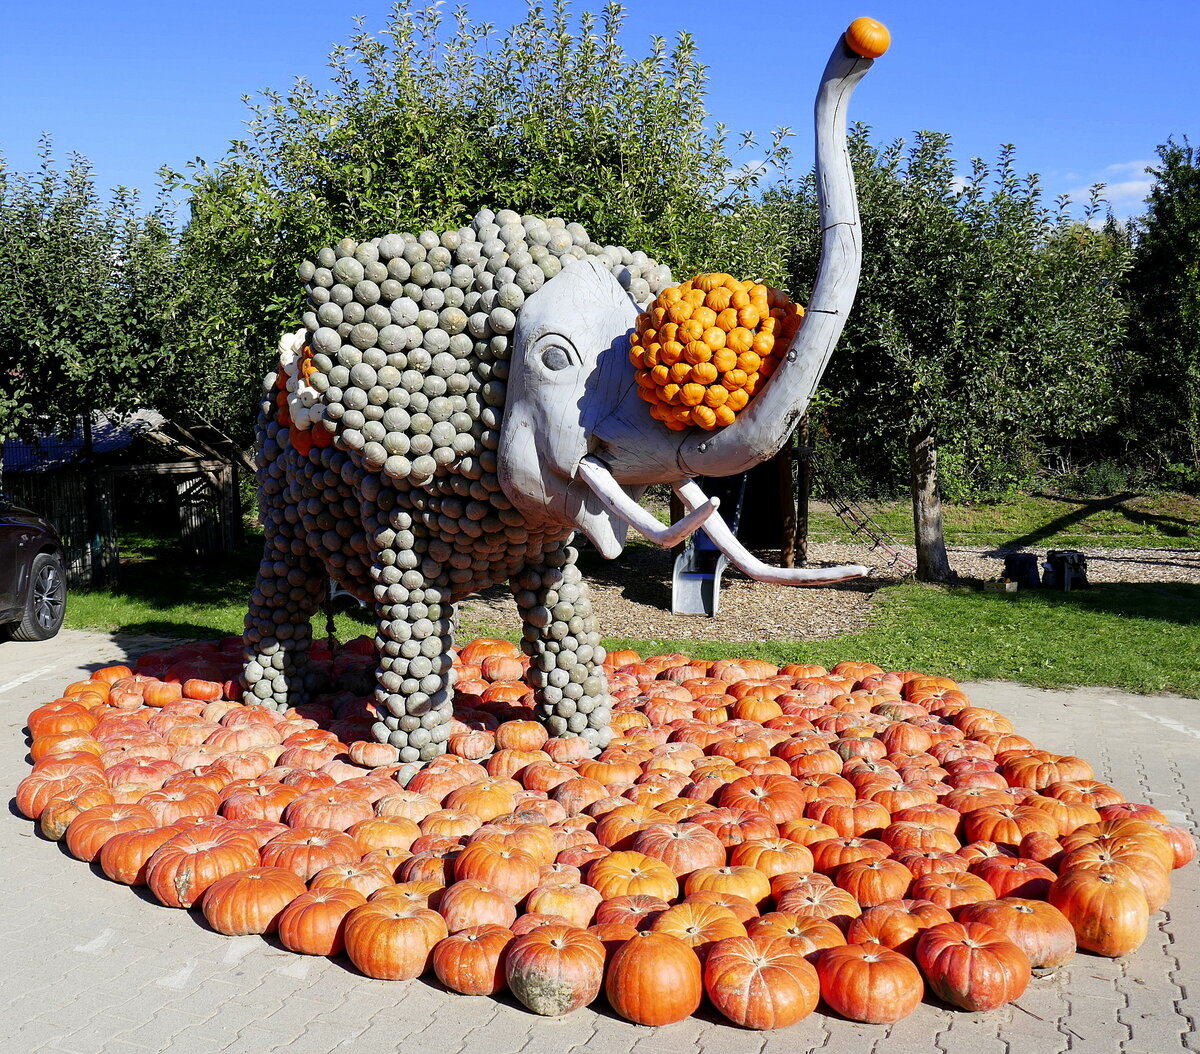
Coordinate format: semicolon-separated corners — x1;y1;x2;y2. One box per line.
18;637;1196;1030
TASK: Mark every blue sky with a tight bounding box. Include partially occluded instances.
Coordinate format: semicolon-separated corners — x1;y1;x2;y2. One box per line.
2;0;1196;220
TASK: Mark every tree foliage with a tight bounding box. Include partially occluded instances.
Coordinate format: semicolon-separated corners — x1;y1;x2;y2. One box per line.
1122;138;1200;486
166;0;787;444
776;128;1131;502
0;1;1168;520
763;129;1131;577
0;139;181;443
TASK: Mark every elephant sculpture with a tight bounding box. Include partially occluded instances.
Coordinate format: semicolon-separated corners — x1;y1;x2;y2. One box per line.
242;25;882;764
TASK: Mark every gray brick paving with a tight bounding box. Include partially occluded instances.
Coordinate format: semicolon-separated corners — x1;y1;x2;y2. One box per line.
2;632;1197;1053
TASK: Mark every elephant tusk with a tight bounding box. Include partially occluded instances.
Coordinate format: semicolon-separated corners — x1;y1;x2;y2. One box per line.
672;479;871;585
576;455;719;548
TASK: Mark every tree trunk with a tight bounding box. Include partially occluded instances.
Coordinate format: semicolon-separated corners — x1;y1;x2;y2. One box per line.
909;426;954;582
669;489;687;560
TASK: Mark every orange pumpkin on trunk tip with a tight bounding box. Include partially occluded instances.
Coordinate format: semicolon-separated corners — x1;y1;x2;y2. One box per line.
846;17;890;59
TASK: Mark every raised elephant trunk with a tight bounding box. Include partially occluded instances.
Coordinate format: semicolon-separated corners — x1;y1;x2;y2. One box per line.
561;23;884;582
677;34;878;478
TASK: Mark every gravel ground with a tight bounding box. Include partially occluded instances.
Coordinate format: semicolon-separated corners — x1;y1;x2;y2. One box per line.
457;540;1200;644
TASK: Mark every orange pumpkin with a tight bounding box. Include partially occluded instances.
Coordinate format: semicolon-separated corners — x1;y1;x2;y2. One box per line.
631;822;726;878
586;851;679;902
957;898;1076;969
1048;870;1149;957
816;944;923;1023
909;871;996;914
258;827;362;881
343;900;448;979
915;921;1031;1012
453;841;540;900
504;925;605;1016
650;902;747;961
200;866;306;935
684;865;772;908
99;824;180;885
65;803;157;862
308;861;396;898
834;857;914;907
605;932;704;1025
433;924;515;996
1058;847;1170;914
703;935;820;1029
144;827;260;908
744;912;846;958
277;888;367;955
775;882;862;929
593;893;669;929
282;787;374;831
525;883;603;929
970;856;1057;900
37;785;115;841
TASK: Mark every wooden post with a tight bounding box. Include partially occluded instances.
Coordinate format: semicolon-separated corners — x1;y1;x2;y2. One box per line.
81;411;107;586
230;464;245;547
796;414;811;566
669;488;687;559
779;441;796;568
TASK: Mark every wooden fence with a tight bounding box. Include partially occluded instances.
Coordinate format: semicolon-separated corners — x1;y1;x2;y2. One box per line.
5;468;120;586
5;461;241;586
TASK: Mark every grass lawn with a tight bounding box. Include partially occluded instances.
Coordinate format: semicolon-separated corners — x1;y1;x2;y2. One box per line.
806;491;1200;551
64;492;1200;697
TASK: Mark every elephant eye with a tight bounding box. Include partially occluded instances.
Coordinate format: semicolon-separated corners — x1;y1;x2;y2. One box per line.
541;346;571;371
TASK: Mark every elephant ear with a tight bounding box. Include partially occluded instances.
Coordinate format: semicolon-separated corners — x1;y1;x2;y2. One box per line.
295;268;497;491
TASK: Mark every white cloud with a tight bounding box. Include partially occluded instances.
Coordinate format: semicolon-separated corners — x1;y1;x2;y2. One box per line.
1062;159;1156;219
1103;160;1155;178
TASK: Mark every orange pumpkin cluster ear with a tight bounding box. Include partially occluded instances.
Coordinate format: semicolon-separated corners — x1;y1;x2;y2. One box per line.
629;273;804;432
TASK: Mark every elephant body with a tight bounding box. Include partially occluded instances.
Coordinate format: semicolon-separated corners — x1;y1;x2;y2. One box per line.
243;29;885;765
243;214;674;762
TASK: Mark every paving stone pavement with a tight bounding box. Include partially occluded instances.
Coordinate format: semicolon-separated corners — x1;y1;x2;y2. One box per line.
1;630;1196;1054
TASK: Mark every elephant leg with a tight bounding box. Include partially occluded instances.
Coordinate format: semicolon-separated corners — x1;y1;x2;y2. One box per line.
242;532;328;713
512;539;613;751
369;535;456;765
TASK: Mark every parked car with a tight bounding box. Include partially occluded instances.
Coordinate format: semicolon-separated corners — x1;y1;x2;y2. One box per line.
0;494;67;640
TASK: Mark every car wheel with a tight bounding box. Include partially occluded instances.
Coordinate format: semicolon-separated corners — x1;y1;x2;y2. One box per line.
11;552;67;641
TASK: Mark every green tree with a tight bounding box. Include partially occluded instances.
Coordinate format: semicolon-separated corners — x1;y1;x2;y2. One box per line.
774;130;1130;579
0;139;181;449
166;0;788;445
1122;139;1200;487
